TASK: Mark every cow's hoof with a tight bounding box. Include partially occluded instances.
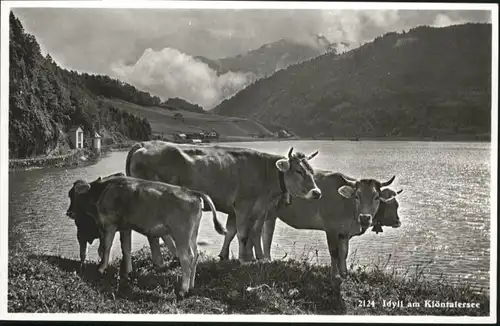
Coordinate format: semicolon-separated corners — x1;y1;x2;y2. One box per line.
238;259;255;266
118;279;132;295
332;275;343;287
169;257;181;268
176;289;189;301
218;254;229;261
155;263;169;273
97;265;106;275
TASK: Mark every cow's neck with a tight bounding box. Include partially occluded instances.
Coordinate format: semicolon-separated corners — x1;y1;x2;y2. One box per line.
277;171;291;208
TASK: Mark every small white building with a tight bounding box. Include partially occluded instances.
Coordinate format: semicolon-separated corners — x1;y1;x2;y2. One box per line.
91;132;102;155
69;126;84;149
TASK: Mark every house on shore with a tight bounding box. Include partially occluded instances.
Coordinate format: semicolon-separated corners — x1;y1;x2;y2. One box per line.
68;126;84;149
91;132;102;155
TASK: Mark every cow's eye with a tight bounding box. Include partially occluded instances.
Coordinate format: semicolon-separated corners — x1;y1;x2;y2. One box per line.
355;194;360;200
294;169;304;176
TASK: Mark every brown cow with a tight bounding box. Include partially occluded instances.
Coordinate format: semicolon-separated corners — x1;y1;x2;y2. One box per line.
219;172;400;282
125;140;322;265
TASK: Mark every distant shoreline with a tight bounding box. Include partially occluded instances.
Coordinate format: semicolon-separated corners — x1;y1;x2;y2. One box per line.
8;135;490;172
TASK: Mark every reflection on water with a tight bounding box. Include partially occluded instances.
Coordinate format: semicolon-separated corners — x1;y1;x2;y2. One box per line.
8;141;491;292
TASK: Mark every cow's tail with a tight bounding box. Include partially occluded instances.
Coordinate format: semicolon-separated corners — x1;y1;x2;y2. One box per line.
194;192;226;235
125;142;144;176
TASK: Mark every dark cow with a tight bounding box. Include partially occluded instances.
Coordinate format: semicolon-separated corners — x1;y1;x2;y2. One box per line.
66;172;125;272
125;140;322;265
219;172;400;282
66;174;226;298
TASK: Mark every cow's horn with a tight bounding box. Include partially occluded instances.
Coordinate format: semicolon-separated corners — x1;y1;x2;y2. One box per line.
380;175;396;187
397;189;403;195
339;173;357;188
288;147;294;159
307;151;319;160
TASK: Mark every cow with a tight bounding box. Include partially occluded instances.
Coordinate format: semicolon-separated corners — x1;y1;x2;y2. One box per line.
66;174;226;298
66;172;125;273
125;140;322;265
219;172;400;283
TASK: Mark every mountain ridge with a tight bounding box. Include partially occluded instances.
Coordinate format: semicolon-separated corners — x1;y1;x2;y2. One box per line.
212;23;491;140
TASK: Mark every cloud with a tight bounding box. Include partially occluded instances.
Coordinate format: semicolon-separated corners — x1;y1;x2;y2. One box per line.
12;7;492;108
111;48;255;109
432;14;467;27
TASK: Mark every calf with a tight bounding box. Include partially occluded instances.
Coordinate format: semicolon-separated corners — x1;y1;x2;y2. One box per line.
66;172;125;273
66;174;226;298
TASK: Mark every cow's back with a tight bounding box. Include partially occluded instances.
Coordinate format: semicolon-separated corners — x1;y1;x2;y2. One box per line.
95;176;201;234
127;141;279;213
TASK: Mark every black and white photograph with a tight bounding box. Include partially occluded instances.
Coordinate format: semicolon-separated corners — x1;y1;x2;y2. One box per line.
0;1;497;323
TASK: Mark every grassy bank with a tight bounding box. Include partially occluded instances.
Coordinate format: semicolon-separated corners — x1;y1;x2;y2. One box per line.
8;245;489;316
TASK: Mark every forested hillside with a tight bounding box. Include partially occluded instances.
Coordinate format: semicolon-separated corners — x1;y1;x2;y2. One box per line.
213;23;492;140
9;12;153;159
160;97;206;114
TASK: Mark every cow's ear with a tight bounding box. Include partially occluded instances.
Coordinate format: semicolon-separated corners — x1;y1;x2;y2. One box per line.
380;196;396;203
275;159;290;172
74;182;91;194
338;185;356;199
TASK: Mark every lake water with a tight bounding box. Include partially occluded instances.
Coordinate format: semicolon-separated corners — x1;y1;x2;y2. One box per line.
8;140;492;293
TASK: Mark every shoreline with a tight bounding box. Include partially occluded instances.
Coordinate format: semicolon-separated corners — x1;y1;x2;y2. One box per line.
8;149;92;172
9;136;490;172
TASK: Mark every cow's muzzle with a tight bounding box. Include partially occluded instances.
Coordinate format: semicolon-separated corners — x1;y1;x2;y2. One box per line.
392;220;401;228
359;214;372;228
66;210;75;219
307;188;322;200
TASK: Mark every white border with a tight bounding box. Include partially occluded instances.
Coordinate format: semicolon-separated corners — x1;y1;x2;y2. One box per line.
0;1;497;323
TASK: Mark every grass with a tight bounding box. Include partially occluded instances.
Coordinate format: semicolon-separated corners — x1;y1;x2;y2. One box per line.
103;98;277;139
7;245;489;316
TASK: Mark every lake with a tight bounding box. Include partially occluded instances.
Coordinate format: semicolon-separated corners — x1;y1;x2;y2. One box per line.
8;140;492;293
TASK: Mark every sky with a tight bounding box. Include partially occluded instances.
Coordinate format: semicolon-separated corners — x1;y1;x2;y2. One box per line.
12;6;492;109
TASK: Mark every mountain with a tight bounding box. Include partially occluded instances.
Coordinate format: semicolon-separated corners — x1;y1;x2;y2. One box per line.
9;12;155;158
212;23;492;140
196;37;336;78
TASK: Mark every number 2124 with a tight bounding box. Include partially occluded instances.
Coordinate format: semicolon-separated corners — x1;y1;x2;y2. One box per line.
358;300;375;308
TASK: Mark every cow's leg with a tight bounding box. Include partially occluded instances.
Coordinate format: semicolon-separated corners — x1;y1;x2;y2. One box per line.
174;235;194;299
326;231;342;285
218;212;237;260
338;234;350;278
250;214;266;260
97;225;117;274
262;216;277;260
189;221;200;289
161;234;178;259
98;240;104;260
77;231;87;273
234;209;260;263
147;236;166;269
119;230;133;278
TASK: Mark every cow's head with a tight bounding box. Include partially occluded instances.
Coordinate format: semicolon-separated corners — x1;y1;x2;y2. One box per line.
275;147;322;200
66;172;124;220
337;175;396;230
66;179;98;221
371;188;403;233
